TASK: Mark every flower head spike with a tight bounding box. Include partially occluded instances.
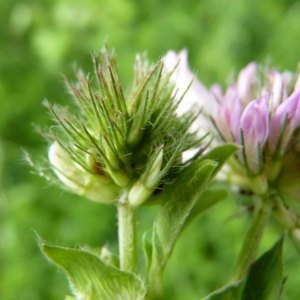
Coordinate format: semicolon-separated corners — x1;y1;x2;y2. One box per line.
165;56;300;197
207;62;300;197
39;46;206;206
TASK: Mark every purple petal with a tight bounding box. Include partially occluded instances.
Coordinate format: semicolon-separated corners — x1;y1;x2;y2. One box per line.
162;49;214;115
237;62;257;105
268;71;285;111
270;90;300;153
240;96;270;173
215;87;242;141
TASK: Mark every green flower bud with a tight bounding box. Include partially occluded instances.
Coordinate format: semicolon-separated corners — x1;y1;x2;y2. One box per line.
106;167;130;188
128;147;163;206
144;146;164;188
49;141;118;204
128;180;152;206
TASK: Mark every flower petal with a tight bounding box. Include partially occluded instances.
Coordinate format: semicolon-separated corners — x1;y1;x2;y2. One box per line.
236;62;257;105
240;95;269;173
269;90;300;154
162;49;214;116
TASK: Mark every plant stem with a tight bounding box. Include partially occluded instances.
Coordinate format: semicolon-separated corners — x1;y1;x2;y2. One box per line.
118;197;137;274
146;265;164;300
272;195;299;229
233;198;272;281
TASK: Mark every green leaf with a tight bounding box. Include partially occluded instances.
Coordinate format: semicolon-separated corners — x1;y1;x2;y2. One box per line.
39;238;146;300
241;237;285;300
202;282;244;300
200;144;239;177
143;232;153;274
145;160;218;299
185;144;237;226
145;145;237;297
150;159;218;274
185;185;228;228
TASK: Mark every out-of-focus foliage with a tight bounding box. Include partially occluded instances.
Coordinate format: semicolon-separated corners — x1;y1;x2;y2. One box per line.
0;0;300;299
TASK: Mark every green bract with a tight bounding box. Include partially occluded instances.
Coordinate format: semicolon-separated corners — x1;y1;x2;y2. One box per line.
39;237;146;300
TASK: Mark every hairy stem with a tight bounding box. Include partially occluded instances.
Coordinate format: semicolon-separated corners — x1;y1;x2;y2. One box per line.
146;267;164;300
118;197;137;274
234;198;272;281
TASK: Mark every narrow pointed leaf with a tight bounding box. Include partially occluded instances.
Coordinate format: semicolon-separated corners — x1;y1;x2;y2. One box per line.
146;146;236;296
151;159;218;272
39;239;146;300
185;186;228;228
241;237;285;300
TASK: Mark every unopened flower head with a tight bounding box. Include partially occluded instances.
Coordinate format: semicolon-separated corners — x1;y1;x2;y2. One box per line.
42;47;205;205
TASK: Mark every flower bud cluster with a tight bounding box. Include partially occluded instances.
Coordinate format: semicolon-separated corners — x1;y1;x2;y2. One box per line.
46;47;203;205
212;63;300;195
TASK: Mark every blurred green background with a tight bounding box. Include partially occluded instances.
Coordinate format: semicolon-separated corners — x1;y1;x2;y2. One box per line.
1;0;300;299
